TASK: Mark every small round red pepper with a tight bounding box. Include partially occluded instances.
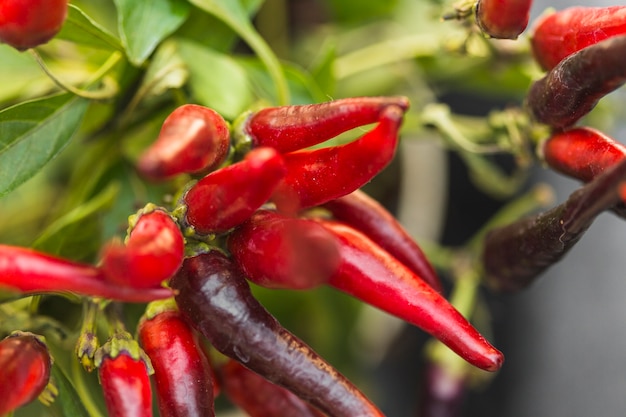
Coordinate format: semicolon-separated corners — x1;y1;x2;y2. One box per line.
476;0;533;40
0;0;68;50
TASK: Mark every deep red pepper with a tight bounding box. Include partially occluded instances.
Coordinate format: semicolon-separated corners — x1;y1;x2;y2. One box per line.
101;208;185;289
170;250;385;417
182;147;287;235
0;332;52;416
322;189;443;293
220;358;325;417
138;302;216;417
526;35;626;129
271;104;405;213
315;219;503;372
475;0;533;40
0;0;68;51
137;104;231;181
531;6;626;71
235;96;410;153
0;244;172;302
226;209;340;290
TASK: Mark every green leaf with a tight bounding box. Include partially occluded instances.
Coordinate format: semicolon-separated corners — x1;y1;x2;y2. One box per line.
56;4;123;51
44;363;91;417
0;94;89;197
113;0;191;66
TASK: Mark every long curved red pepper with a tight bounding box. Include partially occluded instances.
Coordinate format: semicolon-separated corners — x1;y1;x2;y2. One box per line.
271;104;405;212
0;245;172;302
138;303;216;417
476;0;533;40
322;189;443;293
226;209;340;290
531;6;626;71
236;96;410;153
182;147;287;235
170;250;385;417
315;219;503;372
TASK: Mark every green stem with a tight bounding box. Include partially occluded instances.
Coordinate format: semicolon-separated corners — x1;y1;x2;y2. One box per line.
71;359;105;417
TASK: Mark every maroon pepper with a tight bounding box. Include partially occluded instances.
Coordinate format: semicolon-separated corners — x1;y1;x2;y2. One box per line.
171;250;385;417
476;0;533;40
322;189;443;293
235;96;410;153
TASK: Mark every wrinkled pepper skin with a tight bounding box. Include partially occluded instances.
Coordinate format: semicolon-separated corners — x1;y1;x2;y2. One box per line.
272;104;405;212
483;157;626;292
322;189;443;293
476;0;533;40
138;308;216;417
531;6;626;71
527;35;626;129
183;147;287;235
171;250;385;417
99;352;153;417
238;96;410;153
0;332;52;416
316;220;503;372
227;209;341;290
0;245;172;302
138;104;230;181
220;359;325;417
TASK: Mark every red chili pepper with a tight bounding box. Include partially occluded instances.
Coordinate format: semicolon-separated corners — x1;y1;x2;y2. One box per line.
138;302;216;417
531;6;626;71
137;104;231;181
235;96;410;153
220;358;325;417
182;147;287;235
322;189;443;293
170;250;385;417
526;35;626;129
0;332;52;416
101;208;185;288
475;0;533;40
226;209;340;290
0;244;173;302
0;0;68;51
483;157;626;292
271;104;405;213
315;219;503;372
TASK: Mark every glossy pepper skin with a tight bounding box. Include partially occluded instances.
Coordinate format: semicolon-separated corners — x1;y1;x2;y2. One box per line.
0;245;172;302
322;189;443;293
183;147;287;235
138;305;216;417
0;332;52;416
101;209;185;288
171;250;385;417
99;352;153;417
316;220;503;372
527;35;626;129
226;209;341;290
476;0;533;40
483;157;626;292
272;104;405;213
237;96;410;153
220;359;325;417
0;0;68;51
531;6;626;71
137;104;230;181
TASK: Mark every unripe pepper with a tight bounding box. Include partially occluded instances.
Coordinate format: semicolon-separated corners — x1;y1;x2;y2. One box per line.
531;6;626;71
271;104;405;212
0;0;68;51
527;35;626;129
171;250;385;417
101;208;185;288
235;96;410;153
476;0;533;40
226;209;341;290
138;301;216;417
137;104;230;181
315;219;503;372
322;189;443;293
0;332;52;415
182;147;287;235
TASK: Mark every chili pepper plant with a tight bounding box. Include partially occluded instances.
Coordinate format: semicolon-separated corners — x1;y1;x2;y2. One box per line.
1;0;626;416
